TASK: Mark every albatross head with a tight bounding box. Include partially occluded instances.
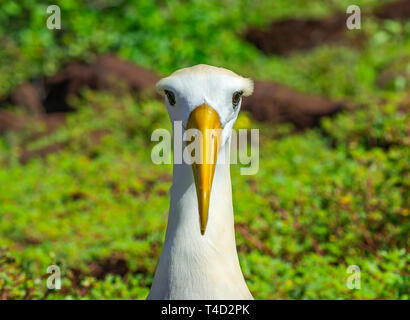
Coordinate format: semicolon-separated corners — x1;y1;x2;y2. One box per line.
156;64;253;235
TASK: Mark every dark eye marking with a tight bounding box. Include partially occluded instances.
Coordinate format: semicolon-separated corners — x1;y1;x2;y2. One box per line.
232;91;243;109
164;90;176;106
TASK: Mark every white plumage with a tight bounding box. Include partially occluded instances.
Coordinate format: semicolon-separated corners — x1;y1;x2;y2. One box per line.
147;65;253;300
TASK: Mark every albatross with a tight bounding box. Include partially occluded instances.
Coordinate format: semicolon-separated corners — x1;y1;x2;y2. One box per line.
147;64;254;300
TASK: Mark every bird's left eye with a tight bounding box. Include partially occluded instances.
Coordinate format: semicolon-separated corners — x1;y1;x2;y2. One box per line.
232;91;243;109
164;90;176;106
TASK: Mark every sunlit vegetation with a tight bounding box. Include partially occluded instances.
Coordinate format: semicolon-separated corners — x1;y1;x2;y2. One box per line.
0;0;409;299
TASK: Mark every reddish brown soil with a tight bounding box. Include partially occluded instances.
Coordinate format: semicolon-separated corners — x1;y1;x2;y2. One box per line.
1;55;347;163
0;110;26;133
2;55;345;132
0;55;160;162
375;0;410;20
2;1;408;140
398;94;410;113
43;54;160;113
88;257;129;280
242;81;345;128
19;128;109;164
244;0;410;56
28;113;67;140
67;256;129;295
11;83;43;115
244;15;347;56
0;112;67;163
19;142;66;164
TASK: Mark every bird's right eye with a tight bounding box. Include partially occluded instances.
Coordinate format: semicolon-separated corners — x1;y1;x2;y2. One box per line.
232;91;243;109
165;90;176;106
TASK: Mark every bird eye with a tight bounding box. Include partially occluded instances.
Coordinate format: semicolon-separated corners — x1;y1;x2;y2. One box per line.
164;90;176;106
232;91;243;109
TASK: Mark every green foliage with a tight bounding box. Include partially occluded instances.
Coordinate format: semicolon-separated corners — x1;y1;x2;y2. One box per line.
1;89;408;299
0;0;409;300
233;101;409;299
1;0;407;99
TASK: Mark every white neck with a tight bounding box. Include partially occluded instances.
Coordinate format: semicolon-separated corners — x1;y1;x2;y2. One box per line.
147;138;252;300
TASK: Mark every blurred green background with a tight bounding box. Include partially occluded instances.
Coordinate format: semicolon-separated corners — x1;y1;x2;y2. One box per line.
0;0;409;299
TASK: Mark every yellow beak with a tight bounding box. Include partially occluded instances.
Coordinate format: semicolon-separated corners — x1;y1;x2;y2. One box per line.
186;104;222;235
